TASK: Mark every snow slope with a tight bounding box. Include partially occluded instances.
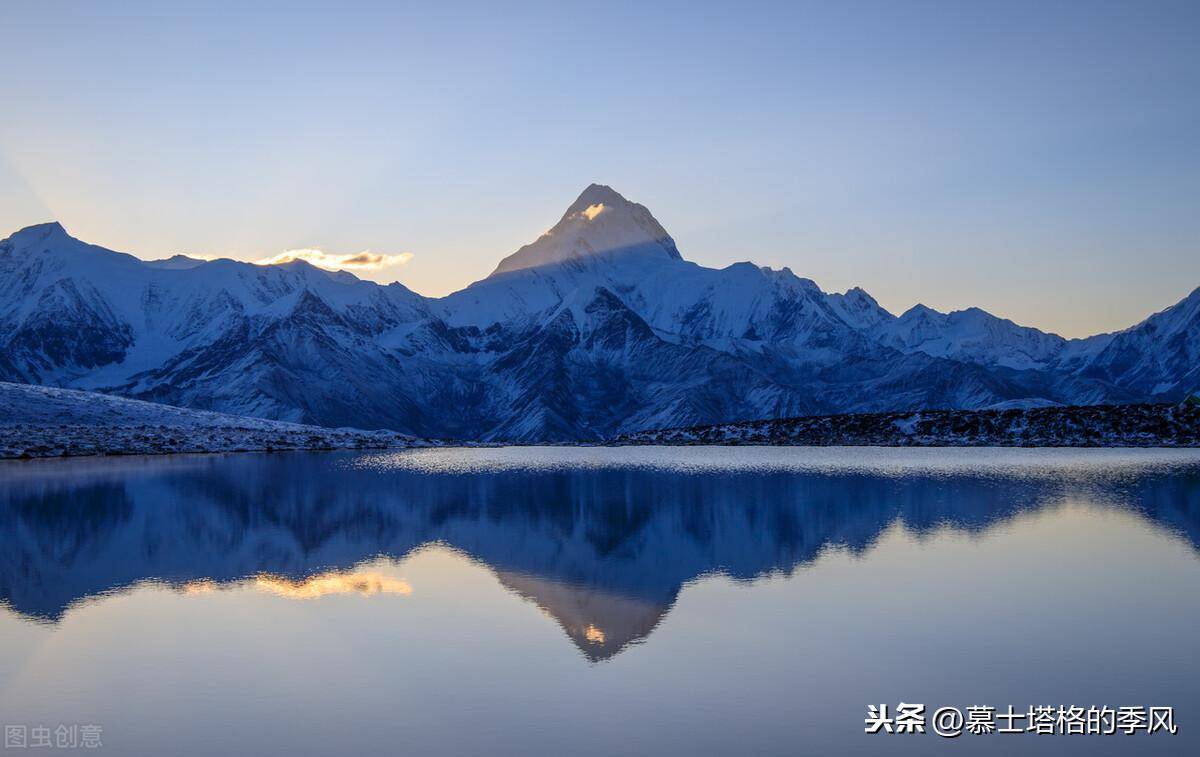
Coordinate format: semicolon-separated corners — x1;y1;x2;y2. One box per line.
0;382;416;457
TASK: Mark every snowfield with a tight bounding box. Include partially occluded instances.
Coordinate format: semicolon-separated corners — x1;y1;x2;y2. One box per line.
0;382;420;458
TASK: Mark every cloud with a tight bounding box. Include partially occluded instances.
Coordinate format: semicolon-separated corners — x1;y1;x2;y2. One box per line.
256;247;413;272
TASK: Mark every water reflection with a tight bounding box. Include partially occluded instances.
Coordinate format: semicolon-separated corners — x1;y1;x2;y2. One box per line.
180;572;414;600
1;449;1199;662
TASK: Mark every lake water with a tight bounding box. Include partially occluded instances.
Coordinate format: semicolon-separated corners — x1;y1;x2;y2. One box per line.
2;447;1199;756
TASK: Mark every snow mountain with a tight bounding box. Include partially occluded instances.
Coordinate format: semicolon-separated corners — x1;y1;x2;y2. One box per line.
490;183;682;276
0;185;1195;440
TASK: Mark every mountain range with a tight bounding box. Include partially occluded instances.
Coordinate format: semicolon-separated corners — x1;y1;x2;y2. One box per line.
1;184;1197;441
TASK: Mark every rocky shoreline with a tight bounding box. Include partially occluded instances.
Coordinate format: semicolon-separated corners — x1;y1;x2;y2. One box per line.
611;403;1200;447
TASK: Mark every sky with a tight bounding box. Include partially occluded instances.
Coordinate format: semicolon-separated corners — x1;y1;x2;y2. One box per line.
1;0;1198;338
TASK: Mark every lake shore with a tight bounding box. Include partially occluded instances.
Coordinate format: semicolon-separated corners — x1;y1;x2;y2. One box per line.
0;423;420;459
4;401;1198;459
612;402;1200;448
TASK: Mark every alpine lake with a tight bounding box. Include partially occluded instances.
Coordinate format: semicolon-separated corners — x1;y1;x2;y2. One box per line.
2;446;1198;756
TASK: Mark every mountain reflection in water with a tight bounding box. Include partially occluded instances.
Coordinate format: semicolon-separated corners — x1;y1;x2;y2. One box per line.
2;448;1199;662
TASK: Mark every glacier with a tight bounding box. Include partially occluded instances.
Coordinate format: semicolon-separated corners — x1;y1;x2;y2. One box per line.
1;184;1196;442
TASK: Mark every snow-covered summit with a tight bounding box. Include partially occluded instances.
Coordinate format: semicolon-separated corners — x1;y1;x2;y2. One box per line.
489;184;681;276
8;221;69;243
827;286;895;331
870;303;1068;370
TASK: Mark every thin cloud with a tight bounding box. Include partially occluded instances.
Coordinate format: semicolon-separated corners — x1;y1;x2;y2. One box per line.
256;247;414;272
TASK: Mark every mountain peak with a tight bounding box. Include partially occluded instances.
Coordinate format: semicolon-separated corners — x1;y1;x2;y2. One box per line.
900;303;942;320
489;184;682;277
145;253;208;270
9;221;69;245
565;183;629;215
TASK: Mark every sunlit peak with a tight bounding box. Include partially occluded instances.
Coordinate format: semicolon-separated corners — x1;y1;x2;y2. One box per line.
581;203;606;221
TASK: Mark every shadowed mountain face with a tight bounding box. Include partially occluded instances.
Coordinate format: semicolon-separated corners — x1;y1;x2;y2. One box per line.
1;186;1197;441
2;450;1198;661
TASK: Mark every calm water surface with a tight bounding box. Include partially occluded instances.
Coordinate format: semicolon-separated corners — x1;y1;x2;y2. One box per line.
2;447;1199;756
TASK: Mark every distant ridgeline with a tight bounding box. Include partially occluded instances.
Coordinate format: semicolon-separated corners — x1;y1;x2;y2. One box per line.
612;403;1200;447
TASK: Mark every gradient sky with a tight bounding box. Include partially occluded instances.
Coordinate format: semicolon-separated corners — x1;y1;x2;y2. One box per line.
2;0;1197;337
